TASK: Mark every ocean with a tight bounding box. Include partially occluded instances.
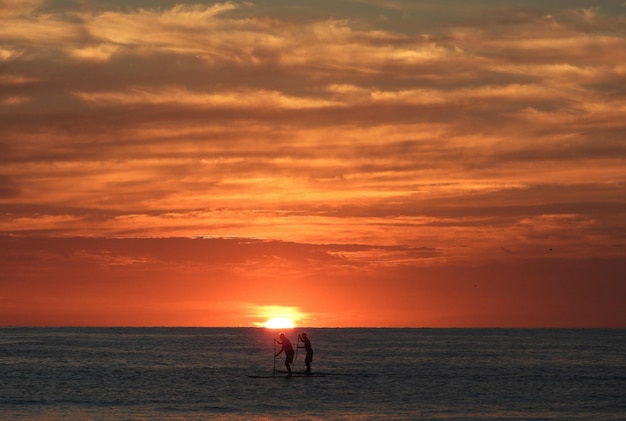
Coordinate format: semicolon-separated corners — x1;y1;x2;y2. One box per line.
0;328;624;420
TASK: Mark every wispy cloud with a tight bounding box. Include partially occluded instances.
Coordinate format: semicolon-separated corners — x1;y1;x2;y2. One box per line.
1;0;625;266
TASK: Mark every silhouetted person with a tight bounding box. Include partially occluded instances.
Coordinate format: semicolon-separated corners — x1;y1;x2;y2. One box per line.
298;332;313;374
274;332;295;376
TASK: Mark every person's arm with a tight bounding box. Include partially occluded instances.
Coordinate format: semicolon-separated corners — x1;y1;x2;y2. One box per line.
274;342;284;357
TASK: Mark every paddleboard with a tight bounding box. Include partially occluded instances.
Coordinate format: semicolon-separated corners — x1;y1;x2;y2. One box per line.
248;373;326;378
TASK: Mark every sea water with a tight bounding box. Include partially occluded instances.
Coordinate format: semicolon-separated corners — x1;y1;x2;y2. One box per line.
0;328;624;420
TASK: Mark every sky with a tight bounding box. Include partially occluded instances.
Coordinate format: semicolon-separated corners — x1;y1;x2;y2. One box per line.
1;0;625;327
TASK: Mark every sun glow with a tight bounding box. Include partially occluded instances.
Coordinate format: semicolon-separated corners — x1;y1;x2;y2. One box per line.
264;317;295;329
250;305;307;328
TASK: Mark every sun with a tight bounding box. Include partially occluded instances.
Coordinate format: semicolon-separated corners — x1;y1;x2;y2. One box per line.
250;305;304;328
264;317;295;329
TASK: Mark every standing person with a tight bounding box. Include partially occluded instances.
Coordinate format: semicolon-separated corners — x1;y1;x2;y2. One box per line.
274;332;295;376
298;332;313;374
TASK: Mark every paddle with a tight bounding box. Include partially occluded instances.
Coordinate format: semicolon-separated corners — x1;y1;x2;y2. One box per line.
273;338;276;377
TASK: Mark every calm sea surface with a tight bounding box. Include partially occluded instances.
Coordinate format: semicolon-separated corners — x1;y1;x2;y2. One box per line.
0;328;624;420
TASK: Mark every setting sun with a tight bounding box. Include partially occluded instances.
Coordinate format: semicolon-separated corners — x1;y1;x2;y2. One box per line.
264;317;295;329
251;305;306;328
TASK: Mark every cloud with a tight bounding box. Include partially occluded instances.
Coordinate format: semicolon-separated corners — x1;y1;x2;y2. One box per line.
73;86;342;109
0;0;44;17
1;1;625;266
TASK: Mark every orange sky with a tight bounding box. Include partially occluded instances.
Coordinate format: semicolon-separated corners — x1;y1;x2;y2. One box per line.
1;1;626;327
